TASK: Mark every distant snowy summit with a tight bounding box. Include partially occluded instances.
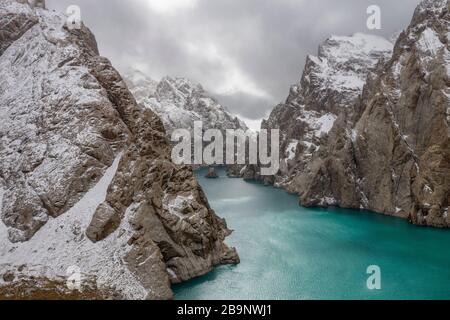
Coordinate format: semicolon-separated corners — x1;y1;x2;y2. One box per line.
304;33;393;98
124;70;248;136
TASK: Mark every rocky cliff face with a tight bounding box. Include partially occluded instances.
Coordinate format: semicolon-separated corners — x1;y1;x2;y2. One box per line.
253;0;450;228
125;70;249;176
0;0;238;299
246;33;393;184
341;0;449;226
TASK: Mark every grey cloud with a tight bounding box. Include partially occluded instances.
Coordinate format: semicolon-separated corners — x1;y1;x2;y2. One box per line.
215;92;275;120
47;0;421;120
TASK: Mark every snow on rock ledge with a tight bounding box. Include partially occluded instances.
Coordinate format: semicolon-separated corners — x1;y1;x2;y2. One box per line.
0;0;238;299
0;153;149;299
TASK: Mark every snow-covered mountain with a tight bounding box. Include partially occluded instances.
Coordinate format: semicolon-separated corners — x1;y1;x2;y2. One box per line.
245;0;450;228
244;33;394;183
124;70;248;136
0;0;238;299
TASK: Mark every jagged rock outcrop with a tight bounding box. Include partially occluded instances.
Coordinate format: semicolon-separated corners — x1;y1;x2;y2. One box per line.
250;0;450;228
0;0;238;300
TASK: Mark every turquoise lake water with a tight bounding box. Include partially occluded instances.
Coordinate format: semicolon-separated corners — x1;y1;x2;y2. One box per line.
173;168;450;300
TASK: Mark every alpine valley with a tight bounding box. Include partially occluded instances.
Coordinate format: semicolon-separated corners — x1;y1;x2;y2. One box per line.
0;0;449;301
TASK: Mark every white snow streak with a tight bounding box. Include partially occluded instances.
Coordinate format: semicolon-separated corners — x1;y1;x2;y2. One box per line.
0;153;148;300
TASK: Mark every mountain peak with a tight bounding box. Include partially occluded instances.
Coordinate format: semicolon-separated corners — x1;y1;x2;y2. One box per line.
125;70;248;134
327;33;393;53
296;32;393;108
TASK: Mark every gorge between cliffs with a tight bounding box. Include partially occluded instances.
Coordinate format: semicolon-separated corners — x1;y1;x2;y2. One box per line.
0;0;449;300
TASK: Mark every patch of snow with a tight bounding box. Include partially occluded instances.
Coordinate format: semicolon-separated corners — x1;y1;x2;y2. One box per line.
0;0;33;15
392;62;404;79
360;192;369;208
286;140;299;160
308;55;322;65
315;114;337;137
423;185;433;194
416;0;448;15
332;74;366;90
443;49;450;79
296;108;336;138
415;163;420;174
356;178;369;208
417;28;444;55
166;268;178;280
329;33;394;54
391;169;398;180
0;153;148;299
319;197;337;206
351;129;358;142
163;193;194;220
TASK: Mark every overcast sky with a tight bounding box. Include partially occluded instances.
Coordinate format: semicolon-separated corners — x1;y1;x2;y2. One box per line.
47;0;421;129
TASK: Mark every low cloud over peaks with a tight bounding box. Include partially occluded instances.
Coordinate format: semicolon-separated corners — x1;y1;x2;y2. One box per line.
47;0;421;122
